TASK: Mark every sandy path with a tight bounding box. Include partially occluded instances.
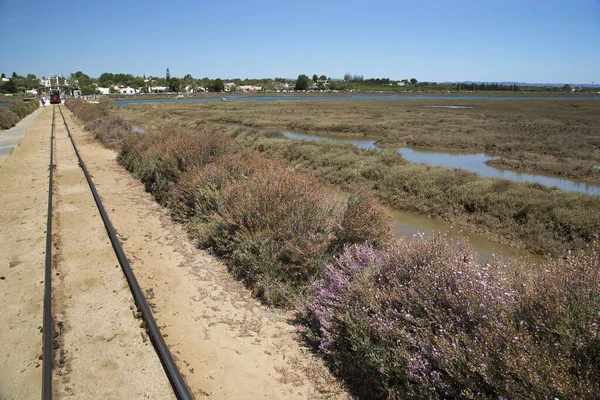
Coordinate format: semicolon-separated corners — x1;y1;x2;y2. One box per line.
0;104;348;399
0;106;174;399
51;107;174;399
0;106;45;166
0;105;50;399
57;109;348;399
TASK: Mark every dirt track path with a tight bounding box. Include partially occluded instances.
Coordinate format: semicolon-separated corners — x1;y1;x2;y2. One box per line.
59;110;347;399
0;106;173;399
51;106;174;399
0;105;347;399
0;106;50;399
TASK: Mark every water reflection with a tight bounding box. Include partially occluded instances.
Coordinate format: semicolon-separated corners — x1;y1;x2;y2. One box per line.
424;105;473;109
388;208;537;264
115;93;600;107
326;183;537;263
282;131;600;196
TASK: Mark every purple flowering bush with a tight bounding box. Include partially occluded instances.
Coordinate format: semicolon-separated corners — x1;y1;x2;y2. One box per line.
65;98;110;122
198;165;339;305
169;150;267;222
118;128;233;204
194;164;393;306
301;236;600;399
65;99;129;149
113;122;393;306
83;116;132;149
69;102;600;396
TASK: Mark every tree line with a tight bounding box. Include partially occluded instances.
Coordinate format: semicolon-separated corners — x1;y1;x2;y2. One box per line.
2;69;597;95
0;72;45;94
0;69;269;95
455;82;520;91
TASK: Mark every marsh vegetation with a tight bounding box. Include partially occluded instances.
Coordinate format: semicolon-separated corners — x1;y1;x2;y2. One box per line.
120;99;600;183
118;100;600;256
68;99;600;399
0;99;39;129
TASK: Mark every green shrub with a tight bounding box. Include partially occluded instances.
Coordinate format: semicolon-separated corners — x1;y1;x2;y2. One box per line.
0;108;20;129
27;100;39;113
199;164;339;305
9;103;27;118
118;128;233;204
84;116;132;150
3;100;38;122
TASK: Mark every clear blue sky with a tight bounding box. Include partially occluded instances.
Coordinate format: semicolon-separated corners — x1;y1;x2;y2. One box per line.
1;0;598;84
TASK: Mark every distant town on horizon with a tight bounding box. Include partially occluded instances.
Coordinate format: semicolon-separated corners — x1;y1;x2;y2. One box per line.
1;70;598;97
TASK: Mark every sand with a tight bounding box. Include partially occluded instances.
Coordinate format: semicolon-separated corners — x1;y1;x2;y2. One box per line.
0;106;347;399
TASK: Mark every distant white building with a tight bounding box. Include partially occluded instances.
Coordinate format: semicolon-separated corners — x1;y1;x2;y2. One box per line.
236;85;262;92
119;87;138;95
96;87;110;95
224;82;236;92
185;85;206;93
148;86;167;93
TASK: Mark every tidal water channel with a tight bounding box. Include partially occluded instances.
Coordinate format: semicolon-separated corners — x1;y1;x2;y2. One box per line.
280;130;600;261
125;93;600;263
131;123;536;262
388;208;534;263
115;93;600;107
282;131;600;196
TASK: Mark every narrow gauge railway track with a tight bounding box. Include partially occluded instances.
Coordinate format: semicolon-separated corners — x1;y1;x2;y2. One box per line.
42;105;193;399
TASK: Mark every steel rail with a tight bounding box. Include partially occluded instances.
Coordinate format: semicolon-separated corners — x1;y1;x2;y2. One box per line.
56;105;193;400
42;106;55;399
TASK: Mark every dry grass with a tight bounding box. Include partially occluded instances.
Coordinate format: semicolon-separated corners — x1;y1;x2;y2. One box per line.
118;99;600;182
